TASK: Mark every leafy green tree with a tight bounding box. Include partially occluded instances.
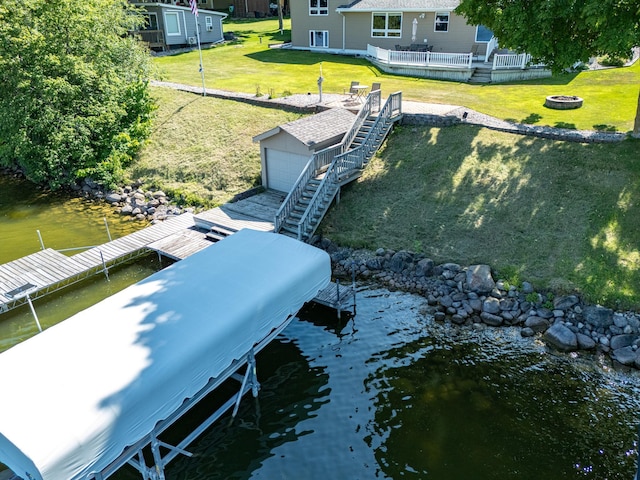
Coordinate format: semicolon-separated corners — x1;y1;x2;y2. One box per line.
456;0;640;137
0;0;155;189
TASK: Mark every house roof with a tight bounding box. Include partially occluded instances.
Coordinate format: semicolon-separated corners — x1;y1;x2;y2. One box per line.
253;108;357;148
132;2;228;17
337;0;461;12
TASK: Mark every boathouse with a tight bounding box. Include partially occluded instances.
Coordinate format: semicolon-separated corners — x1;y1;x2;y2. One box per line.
0;229;331;480
253;108;356;193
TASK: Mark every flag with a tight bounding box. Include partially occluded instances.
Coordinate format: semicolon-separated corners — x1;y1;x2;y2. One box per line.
189;0;198;16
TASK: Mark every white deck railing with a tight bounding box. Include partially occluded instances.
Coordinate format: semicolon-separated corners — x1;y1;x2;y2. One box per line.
493;53;531;69
367;44;473;69
485;36;499;62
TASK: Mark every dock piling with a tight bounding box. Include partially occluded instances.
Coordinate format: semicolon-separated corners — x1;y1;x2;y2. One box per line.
103;217;112;242
37;230;45;250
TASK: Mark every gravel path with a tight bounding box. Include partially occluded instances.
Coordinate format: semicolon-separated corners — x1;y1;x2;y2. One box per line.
152;80;629;143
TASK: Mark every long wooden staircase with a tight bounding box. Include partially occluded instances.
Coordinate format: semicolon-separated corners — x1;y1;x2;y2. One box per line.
274;90;403;241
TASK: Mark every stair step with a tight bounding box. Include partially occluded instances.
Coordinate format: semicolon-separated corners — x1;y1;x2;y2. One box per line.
210;225;236;236
205;232;225;242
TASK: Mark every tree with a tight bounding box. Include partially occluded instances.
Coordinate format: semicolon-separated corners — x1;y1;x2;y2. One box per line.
0;0;155;189
455;0;640;137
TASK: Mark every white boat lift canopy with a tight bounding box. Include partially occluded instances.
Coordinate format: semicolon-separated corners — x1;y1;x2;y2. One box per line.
0;229;330;480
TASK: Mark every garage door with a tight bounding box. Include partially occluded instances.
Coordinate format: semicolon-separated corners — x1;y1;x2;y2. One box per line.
265;149;312;193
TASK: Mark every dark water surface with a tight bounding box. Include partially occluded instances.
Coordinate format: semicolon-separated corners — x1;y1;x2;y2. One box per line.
114;288;640;480
1;175;640;479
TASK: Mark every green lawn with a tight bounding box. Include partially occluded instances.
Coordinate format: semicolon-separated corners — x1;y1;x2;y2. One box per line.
126;87;305;206
153;18;640;133
142;19;640;309
322;125;640;309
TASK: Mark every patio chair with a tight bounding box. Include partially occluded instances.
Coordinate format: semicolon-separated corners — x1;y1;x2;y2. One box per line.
348;81;359;99
371;82;381;94
395;45;403;51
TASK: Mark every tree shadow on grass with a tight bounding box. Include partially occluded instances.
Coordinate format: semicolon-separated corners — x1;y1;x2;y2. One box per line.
245;49;374;67
323;123;640;308
521;113;542;124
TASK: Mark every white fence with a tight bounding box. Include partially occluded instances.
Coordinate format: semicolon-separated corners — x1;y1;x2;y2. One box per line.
493;53;531;70
367;44;473;69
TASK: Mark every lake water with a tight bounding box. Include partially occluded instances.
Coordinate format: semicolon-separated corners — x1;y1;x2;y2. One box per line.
1;174;640;479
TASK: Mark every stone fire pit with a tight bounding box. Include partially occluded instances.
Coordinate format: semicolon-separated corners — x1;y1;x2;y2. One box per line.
545;95;583;110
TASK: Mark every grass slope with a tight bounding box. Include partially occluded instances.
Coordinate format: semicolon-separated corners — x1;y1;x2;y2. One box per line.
125;87;305;206
142;19;640;308
322;125;640;309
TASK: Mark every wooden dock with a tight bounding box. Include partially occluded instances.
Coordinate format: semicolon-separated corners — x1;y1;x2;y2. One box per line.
313;279;356;319
0;213;196;313
0;190;354;317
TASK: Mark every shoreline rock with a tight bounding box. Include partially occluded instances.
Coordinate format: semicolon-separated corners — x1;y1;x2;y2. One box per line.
73;178;192;223
311;237;640;371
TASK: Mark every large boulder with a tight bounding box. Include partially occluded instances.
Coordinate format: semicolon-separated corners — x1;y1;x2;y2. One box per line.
543;323;578;352
389;251;413;273
525;316;550;333
576;333;596;350
583;305;614;329
415;258;435;277
553;295;579;311
609;334;638;351
482;297;501;315
466;265;495;294
611;346;638;366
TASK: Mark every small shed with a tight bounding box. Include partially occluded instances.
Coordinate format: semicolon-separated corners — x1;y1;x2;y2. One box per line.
253;108;356;193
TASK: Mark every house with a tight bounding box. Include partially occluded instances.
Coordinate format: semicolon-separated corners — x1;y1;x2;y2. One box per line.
253;108;356;193
131;1;227;50
290;0;491;56
289;0;551;83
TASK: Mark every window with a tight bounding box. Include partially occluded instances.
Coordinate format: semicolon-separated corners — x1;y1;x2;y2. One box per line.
309;0;327;16
205;16;213;31
143;13;158;30
434;12;449;32
475;25;493;42
309;30;328;48
164;11;181;36
371;13;402;38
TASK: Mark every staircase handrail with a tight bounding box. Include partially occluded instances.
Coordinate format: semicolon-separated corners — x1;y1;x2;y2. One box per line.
295;92;402;240
274;91;381;232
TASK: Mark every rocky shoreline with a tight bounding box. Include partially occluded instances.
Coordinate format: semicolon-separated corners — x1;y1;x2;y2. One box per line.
312;237;640;371
73;178;192;222
10;170;640;371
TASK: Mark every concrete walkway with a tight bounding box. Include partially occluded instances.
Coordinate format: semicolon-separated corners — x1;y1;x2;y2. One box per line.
151;80;628;143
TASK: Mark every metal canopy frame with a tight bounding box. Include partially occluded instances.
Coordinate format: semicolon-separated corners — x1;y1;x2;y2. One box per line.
86;315;292;480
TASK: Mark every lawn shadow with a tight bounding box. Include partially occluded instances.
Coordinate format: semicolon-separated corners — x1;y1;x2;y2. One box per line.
323;124;640;308
245;49;373;67
553;122;577;129
496;71;579;86
521;113;542;124
593;124;618;132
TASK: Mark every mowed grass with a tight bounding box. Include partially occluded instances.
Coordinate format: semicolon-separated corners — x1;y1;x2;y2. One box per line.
126;87;305;205
153;18;640;133
143;19;640;308
321;125;640;309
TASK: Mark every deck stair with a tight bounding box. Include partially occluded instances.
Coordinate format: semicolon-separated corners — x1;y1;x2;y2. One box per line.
205;224;238;242
469;65;492;83
275;90;403;241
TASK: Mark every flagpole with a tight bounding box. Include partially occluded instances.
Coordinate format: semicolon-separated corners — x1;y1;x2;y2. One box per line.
195;25;205;96
189;0;206;96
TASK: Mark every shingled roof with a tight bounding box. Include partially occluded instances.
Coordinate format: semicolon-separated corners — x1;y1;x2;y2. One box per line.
337;0;461;11
254;108;357;149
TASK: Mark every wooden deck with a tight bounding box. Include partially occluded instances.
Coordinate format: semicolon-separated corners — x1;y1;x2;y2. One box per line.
312;280;356;319
0;213;196;313
0;190;354;317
